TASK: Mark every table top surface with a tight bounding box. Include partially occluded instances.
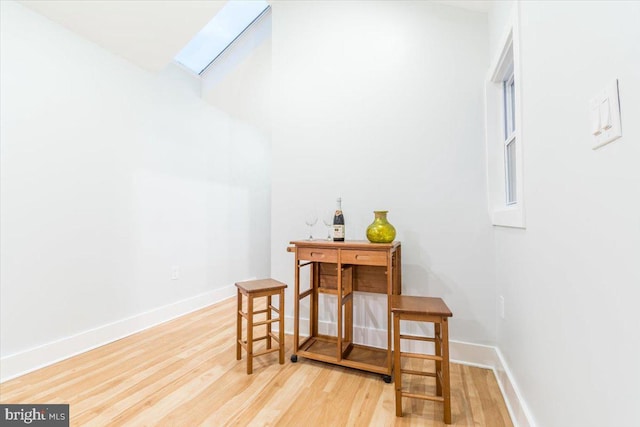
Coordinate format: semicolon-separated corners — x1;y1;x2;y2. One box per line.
290;239;401;249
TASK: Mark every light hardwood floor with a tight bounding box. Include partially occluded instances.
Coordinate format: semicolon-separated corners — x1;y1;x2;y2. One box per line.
0;297;513;426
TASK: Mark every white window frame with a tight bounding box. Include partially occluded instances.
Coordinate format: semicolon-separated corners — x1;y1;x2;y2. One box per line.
503;72;517;206
485;6;525;228
174;1;271;75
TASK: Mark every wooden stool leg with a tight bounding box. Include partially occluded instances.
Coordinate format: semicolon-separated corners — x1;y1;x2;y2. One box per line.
266;295;272;350
247;295;254;375
394;313;403;417
435;321;442;396
279;289;285;365
442;317;451;424
236;290;242;361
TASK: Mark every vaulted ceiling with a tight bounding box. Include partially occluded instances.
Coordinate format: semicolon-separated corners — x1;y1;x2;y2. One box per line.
19;0;226;71
19;0;492;73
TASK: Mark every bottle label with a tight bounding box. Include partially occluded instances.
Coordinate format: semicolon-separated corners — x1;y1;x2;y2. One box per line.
333;225;345;239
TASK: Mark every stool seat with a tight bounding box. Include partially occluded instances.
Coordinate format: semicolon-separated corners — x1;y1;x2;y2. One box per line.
390;295;453;318
236;279;288;295
391;295;453;424
236;279;287;374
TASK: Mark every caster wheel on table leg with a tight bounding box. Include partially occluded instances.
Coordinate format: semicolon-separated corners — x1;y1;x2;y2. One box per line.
382;375;392;383
291;354;298;363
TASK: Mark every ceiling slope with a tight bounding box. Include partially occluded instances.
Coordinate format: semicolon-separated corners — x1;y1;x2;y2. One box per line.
19;0;225;72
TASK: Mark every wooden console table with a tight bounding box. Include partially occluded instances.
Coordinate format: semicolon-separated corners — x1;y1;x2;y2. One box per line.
287;240;402;381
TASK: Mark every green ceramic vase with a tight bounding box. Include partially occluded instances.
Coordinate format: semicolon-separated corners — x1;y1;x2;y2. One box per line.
366;211;396;243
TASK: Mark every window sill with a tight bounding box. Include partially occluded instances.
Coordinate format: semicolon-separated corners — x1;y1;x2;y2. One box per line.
492;205;526;229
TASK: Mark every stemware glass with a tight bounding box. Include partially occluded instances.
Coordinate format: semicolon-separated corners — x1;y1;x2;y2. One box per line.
322;214;333;240
304;212;318;240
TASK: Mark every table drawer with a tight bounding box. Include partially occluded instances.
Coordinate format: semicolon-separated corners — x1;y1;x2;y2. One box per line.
341;250;387;266
297;247;338;263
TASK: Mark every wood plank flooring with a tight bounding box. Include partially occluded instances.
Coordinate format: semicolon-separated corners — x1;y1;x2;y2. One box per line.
0;297;513;426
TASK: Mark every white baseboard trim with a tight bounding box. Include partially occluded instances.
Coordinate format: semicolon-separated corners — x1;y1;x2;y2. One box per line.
285;316;535;427
450;341;535;427
0;285;238;383
493;346;537;427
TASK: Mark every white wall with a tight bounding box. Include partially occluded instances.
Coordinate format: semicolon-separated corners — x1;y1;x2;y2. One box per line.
489;2;640;426
270;1;496;346
0;1;271;379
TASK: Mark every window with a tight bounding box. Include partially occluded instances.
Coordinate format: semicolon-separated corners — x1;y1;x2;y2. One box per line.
503;72;517;205
174;0;270;75
485;8;525;228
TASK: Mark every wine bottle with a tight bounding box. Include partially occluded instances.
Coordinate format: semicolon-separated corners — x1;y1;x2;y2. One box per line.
332;197;345;242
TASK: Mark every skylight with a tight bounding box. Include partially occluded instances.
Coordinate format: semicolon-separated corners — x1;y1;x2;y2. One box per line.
175;0;270;75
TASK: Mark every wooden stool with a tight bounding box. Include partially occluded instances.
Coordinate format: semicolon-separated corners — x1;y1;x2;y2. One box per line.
391;295;453;424
235;279;287;374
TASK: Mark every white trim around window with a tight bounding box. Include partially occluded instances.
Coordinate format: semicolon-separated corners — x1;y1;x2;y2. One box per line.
485;5;525;229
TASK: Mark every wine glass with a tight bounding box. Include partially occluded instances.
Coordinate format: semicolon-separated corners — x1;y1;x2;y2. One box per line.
322;214;333;240
304;212;318;240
